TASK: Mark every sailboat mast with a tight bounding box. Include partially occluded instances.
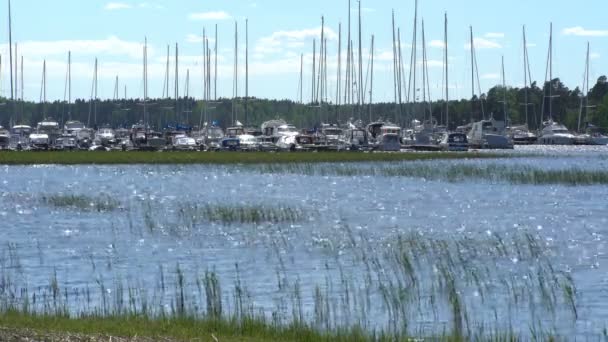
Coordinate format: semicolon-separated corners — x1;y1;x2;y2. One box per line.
549;23;553;121
175;43;179;123
312;39;316;103
357;0;363;119
391;10;397;119
8;0;14;104
144;37;148;132
43;60;47;117
369;34;374;123
336;22;341;122
523;26;529;126
245;18;249;126
299;53;303;104
214;24;218;101
470;26;474;123
578;42;590;133
345;0;351;108
232;21;238;125
502;55;507;125
408;0;418;122
444;12;449;129
68;51;72;120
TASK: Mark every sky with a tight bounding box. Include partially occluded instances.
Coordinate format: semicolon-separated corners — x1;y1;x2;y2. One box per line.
0;0;607;104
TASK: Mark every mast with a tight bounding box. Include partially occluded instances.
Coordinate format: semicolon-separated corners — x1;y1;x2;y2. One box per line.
444;12;449;129
312;39;316;103
578;42;590;133
15;43;18;122
407;0;418;123
68;51;72;120
232;21;238;125
470;26;474;123
245;18;249;126
549;22;553;121
336;22;342;122
163;45;169;98
357;0;363;119
20;55;23;118
502;55;508;125
523;26;529;127
8;0;14;105
369;34;374;123
392;10;400;123
299;53;303;104
43;60;47;117
144;37;148;132
345;0;351;109
175;43;179;122
214;24;218;101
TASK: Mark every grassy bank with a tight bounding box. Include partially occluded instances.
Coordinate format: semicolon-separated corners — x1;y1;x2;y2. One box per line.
0;151;503;165
0;310;381;342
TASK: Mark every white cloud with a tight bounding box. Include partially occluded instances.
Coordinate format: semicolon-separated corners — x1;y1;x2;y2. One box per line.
562;26;608;37
590;52;600;60
465;38;502;50
255;26;338;57
429;40;445;48
484;32;505;39
4;36;147;60
138;2;164;10
104;2;131;10
481;73;500;80
189;11;232;21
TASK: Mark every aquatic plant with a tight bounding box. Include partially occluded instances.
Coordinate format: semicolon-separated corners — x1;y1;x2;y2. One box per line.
0;231;580;340
254;162;608;186
42;194;121;212
178;203;308;225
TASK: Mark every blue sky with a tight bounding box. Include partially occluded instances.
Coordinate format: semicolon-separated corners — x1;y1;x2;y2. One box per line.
1;0;607;103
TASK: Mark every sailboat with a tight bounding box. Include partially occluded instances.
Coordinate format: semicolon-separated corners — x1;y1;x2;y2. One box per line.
508;26;537;145
537;23;576;145
466;27;513;149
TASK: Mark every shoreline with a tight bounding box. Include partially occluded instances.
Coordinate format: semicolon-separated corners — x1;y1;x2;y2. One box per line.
0;151;503;165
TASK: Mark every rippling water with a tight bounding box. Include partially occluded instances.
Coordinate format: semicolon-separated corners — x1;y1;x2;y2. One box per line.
1;145;607;338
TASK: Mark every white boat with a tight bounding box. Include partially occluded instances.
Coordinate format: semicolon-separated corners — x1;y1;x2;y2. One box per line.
172;135;198;151
508;124;537;145
29;133;50;150
467;118;513;149
95;127;116;146
537;120;576;145
36;119;61;147
238;134;259;151
439;132;469;152
366;121;401;151
64;120;86;135
10;125;32;150
261;119;300;149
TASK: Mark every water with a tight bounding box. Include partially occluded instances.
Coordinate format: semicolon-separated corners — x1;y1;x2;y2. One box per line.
1;146;607;338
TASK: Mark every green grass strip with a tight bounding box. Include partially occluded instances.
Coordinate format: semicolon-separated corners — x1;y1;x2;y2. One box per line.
0;151;502;165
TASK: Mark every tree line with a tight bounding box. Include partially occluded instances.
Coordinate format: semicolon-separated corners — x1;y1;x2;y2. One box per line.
1;76;607;132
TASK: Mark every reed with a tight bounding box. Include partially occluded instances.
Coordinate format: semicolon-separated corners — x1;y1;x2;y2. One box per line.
178;204;308;225
0;151;503;165
0;231;578;340
42;194;121;212
255;162;608;186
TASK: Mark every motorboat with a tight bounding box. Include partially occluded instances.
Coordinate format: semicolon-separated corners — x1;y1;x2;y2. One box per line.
238;134;259;151
536;120;576;145
9;125;32;150
36;118;61;147
95;127;116;146
196;124;225;150
54;135;78;151
508;124;537;145
29;133;50;150
220;136;240;151
366;121;401;151
64;120;86;135
439;132;469;152
261;120;299;146
467;118;513;149
172;135;198;151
